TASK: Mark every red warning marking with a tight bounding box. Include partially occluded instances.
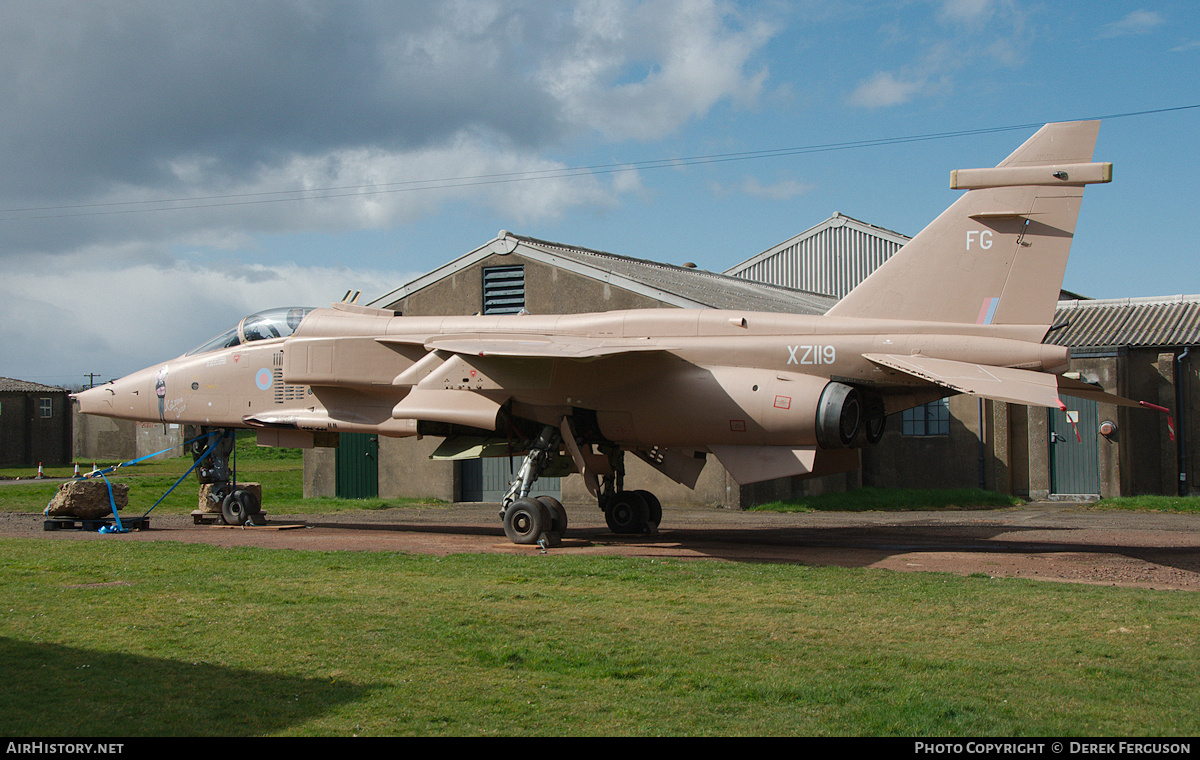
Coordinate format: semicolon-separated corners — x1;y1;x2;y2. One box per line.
774;395;791;410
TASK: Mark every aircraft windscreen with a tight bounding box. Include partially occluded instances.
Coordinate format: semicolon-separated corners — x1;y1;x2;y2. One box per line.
186;307;315;355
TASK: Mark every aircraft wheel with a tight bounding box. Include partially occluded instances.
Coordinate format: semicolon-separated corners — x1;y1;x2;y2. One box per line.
605;491;648;534
634;490;662;530
504;497;550;545
221;489;259;526
536;496;568;535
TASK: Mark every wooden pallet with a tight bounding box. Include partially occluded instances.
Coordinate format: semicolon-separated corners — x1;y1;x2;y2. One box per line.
191;511;268;526
44;515;149;532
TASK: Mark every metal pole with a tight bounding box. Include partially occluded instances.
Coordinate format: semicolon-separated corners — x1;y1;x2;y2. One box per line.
1177;347;1191;496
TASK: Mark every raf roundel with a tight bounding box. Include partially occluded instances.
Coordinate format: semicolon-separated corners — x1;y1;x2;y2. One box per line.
255;368;273;391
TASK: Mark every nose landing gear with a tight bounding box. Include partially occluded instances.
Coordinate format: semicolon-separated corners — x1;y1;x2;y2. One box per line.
191;427;262;526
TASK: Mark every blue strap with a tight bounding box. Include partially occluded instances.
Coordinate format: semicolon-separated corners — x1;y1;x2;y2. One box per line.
84;432;215;480
64;430;227;533
97;473;127;534
138;434;224;519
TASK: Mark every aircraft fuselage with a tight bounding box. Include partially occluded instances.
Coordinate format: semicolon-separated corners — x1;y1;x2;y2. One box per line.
75;306;1068;452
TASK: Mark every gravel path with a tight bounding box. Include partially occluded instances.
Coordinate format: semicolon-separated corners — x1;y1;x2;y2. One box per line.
4;502;1198;591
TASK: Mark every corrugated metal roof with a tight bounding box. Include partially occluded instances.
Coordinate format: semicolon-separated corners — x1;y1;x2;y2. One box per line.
0;377;67;393
371;231;836;315
724;213;911;298
513;234;835;315
1047;295;1200;349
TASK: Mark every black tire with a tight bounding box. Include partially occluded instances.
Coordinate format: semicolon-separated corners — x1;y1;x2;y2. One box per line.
605;491;649;534
221;489;259;526
503;497;550;544
535;496;568;534
634;490;662;529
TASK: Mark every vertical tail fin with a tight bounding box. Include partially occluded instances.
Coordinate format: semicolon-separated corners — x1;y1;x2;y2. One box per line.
826;121;1109;329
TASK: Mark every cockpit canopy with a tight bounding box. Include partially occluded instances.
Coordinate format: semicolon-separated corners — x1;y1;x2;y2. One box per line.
187;307;315;356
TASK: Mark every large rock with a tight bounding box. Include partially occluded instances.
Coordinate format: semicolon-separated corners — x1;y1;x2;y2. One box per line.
46;480;129;519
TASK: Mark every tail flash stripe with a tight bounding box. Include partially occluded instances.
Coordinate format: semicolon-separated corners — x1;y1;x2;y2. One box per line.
976;297;1000;325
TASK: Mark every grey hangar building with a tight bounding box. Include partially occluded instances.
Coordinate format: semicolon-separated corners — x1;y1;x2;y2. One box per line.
304;215;1199;507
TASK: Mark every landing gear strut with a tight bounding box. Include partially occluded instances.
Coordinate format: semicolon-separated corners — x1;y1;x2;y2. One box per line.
191;427;262;526
500;426;567;545
496;424;663;545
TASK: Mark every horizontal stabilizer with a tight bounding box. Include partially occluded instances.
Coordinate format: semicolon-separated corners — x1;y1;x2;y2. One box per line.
1056;375;1152;409
864;354;1145;410
864;353;1064;409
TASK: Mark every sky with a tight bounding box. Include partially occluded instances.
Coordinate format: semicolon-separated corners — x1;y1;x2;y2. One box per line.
2;0;1198;388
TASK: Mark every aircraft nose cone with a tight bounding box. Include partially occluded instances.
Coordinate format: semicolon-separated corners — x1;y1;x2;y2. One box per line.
72;366;158;421
72;385;114;416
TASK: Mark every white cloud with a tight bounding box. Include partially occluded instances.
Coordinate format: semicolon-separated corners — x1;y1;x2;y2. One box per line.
847;71;927;108
844;0;1030;109
0;1;776;258
938;0;995;26
708;175;813;200
1098;10;1164;39
538;0;775;140
3;132;631;259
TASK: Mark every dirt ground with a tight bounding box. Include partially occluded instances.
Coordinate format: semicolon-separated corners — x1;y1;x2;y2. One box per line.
5;500;1199;592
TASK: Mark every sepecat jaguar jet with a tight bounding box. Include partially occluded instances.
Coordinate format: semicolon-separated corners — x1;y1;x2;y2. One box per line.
75;120;1150;544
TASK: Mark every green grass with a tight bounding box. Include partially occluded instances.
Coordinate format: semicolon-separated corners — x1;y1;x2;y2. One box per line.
1092;495;1200;514
4;440;1199;735
0;538;1196;736
751;487;1025;513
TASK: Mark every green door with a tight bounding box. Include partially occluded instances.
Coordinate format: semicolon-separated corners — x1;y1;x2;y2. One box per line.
1049;399;1101;497
336;433;379;499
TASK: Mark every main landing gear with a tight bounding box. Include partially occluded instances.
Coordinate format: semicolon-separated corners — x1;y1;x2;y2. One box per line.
602;489;662;535
191;427;262;526
498;424;662;545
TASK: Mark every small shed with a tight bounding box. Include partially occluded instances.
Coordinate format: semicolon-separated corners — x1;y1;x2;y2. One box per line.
0;378;72;467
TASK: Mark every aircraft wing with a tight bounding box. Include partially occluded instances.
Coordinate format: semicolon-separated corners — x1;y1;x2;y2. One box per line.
378;333;672;358
863;353;1145;410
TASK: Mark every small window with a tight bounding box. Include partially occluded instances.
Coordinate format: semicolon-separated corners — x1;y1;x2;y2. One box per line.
901;398;949;436
39;398;53;418
482;266;525;314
